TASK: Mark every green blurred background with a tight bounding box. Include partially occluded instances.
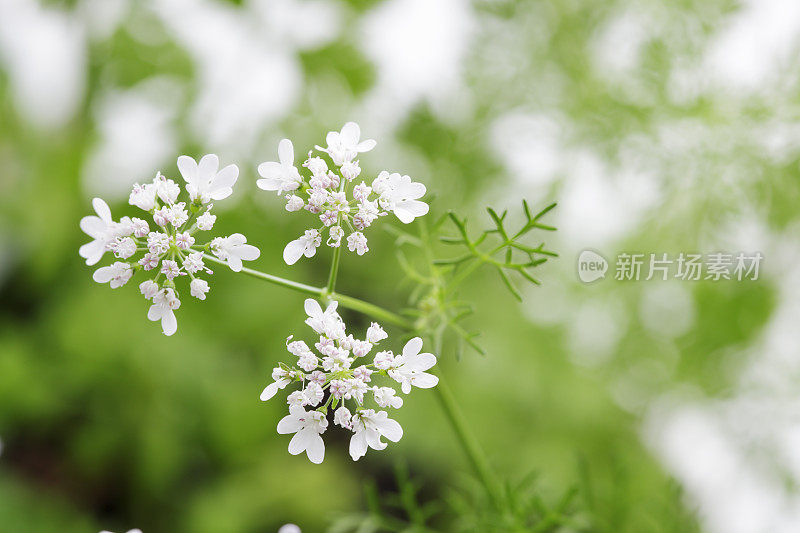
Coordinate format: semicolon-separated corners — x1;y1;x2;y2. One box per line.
1;0;799;531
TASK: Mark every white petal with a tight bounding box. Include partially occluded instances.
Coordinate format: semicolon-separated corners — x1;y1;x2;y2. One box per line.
402;337;423;358
377;418;403;442
278;138;294;166
412;373;439;389
236;244;260;261
304;299;322;318
147;304;163;321
277;412;303;432
177;155;198;184
256;177;282;191
349;431;368;461
406;352;436;371
356;139;376;152
283;239;305;265
261;382;279;401
161;309;178;336
92;198;112;223
198;154;219;180
92;266;114;283
393;200;429;224
227;255;243;272
80;215;106;238
365;427;386;451
79;240;105;265
257;161;283;179
305;433;325;464
340;122;360;145
212;164;238;190
227;233;247;246
288;429;312;455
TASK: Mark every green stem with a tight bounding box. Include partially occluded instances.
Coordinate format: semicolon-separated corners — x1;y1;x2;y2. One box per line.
203;254;321;296
326;243;342;294
203;254;411;329
432;376;504;508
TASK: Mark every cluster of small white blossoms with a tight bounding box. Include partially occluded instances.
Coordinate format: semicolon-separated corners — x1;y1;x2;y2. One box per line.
79;155;260;336
260;298;438;464
256;122;430;265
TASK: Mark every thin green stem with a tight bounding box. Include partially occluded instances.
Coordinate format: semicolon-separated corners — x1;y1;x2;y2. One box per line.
203;254;321;296
326;243;342;294
432;376;504;508
203;254;411;329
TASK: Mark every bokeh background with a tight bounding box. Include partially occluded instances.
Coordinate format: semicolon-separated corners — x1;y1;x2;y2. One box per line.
1;0;799;531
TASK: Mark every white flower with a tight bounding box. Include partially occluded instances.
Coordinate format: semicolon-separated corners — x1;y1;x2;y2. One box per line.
166;203;189;227
285;194;304;212
316;122;376;166
345;378;368;403
387;337;439;394
129;181;157;211
196;209;216;231
352;365;373;382
211;234;261;272
153;206;169;227
175;232;194;250
139;280;159;299
100;529;142;533
147;232;170;255
287;391;306;407
366;322;388;344
304;156;328;176
177;154;239;204
327;226;344;247
93;262;133;289
147;288;181;336
283;229;321;265
139;253;160;271
111;237;136;259
160;259;181;280
190;278;209;300
277;405;328;464
373;387;403;409
182;252;206;275
340;160;361;181
372;171;429;224
349;409;403;461
302;382;324;406
260;368;293;401
257;139;302;195
153;172;180;204
79;198;116;266
304;299;341;336
353;181;372;202
373;350;394;370
334;406;353;429
131;218;149;237
346;232;368;255
277;524;301;533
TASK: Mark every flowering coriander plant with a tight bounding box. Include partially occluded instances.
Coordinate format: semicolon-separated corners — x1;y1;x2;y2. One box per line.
260;298;437;463
79;122;558;527
79;155;260;336
256;122;429;265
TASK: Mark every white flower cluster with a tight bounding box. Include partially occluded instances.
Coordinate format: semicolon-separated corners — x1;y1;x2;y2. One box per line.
79;155;260;336
260;298;438;464
256;122;430;265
